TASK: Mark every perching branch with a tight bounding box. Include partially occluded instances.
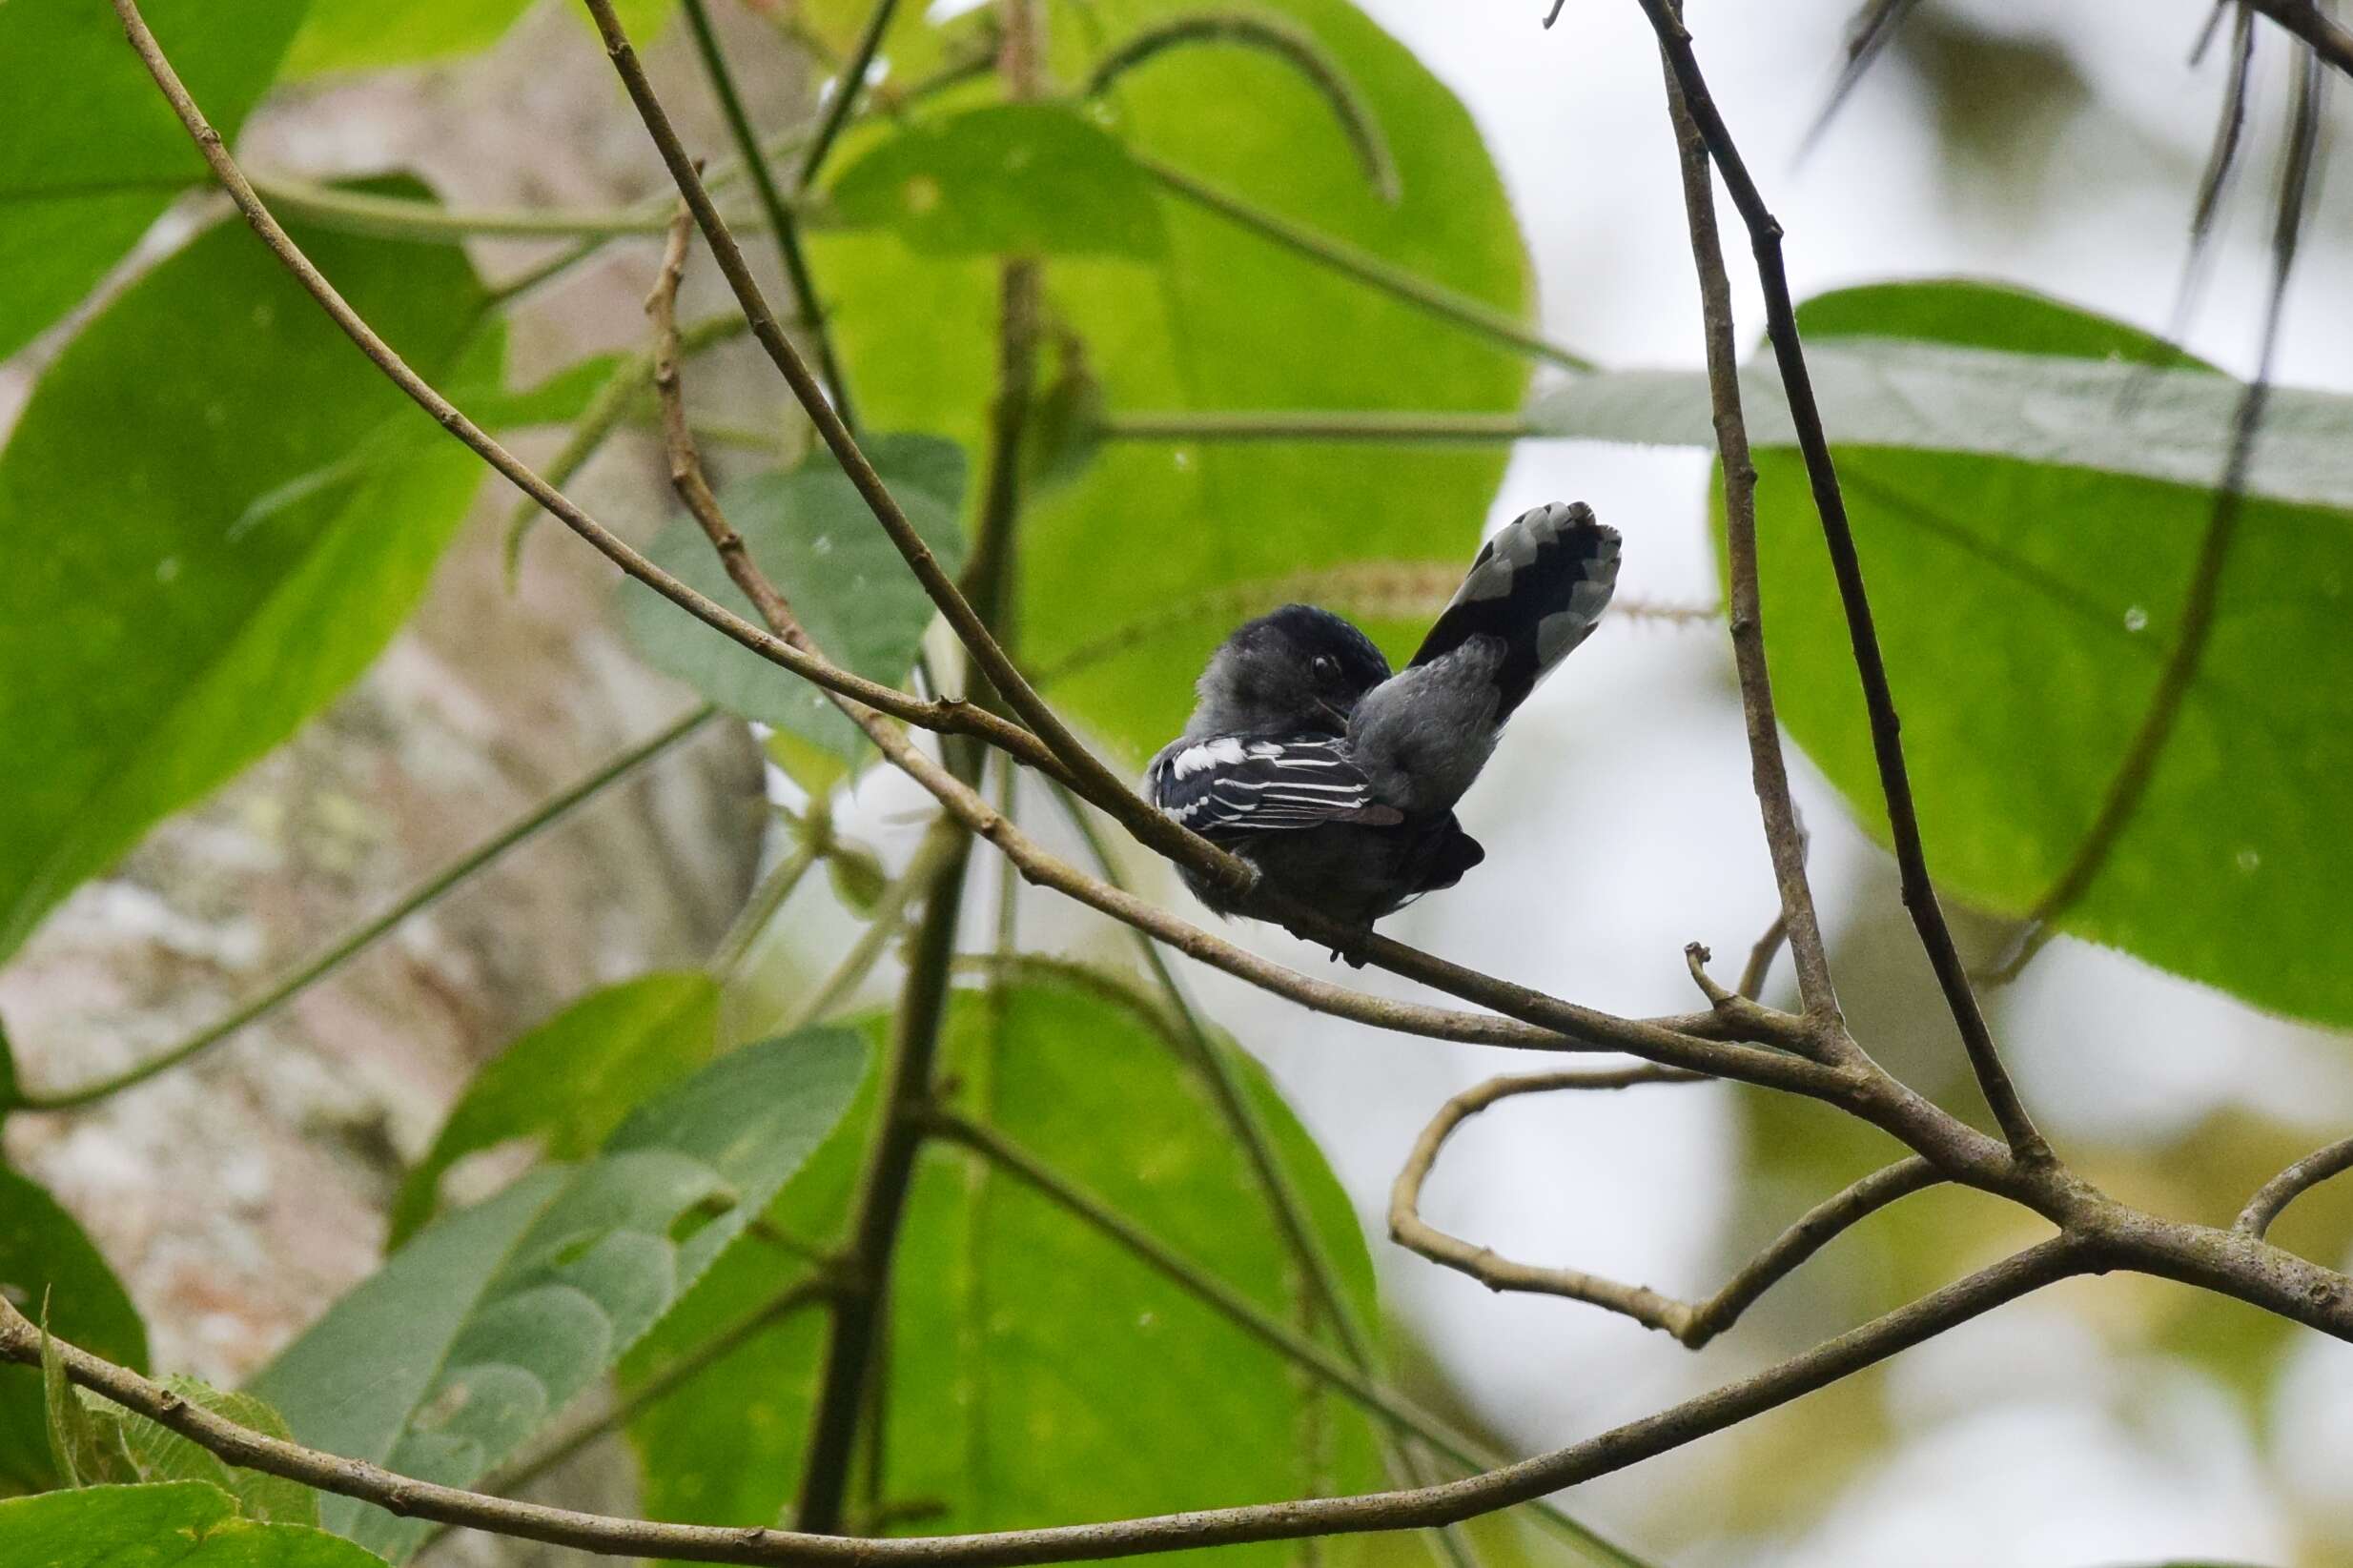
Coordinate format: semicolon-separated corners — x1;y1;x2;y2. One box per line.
1636;0;2048;1164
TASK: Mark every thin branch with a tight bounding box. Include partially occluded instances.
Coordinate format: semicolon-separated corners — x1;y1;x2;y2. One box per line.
250;173;772;240
1795;0;1919;159
1659;33;1840;1025
796;0;906;188
105;4;1065;785
584;0;1268;906
775;826;959;1033
14;704;717;1112
0;1241;2091;1564
712;837;826;982
1136;155;1596;375
1987;25;2322;985
2238;1135;2353;1238
1636;0;2049;1164
680;0;858;428
2241;0;2353;78
794;816;972;1533
1737;913;1790;1002
2171;5;2258;343
926;1110;1653;1568
1681;1157;1942;1346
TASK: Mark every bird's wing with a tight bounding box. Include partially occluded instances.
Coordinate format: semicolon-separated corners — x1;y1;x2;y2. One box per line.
1147;733;1404;836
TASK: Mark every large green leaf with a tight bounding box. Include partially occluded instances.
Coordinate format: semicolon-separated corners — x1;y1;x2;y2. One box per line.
251;1029;867;1562
81;1378;318;1527
624;975;1388;1567
388;972;723;1248
0;188;495;962
829;104;1169;257
620;434;966;764
1731;281;2353;1026
0;0;309;363
0;1170;148;1496
0;1481;383;1567
1524;318;2352;515
807;0;1532;756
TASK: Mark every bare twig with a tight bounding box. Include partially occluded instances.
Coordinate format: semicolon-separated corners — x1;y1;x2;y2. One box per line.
2239;1135;2353;1238
1796;0;1920;158
796;0;906;188
1637;0;2048;1164
1660;36;1840;1024
1388;1069;1940;1347
0;1242;2094;1565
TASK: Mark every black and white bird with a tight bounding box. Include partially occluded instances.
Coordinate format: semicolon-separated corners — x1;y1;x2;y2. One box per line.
1147;501;1621;957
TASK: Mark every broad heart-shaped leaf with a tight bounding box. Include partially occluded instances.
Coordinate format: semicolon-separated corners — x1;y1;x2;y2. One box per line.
807;0;1531;757
251;1029;867;1562
0;1169;148;1497
624;975;1394;1568
620;435;966;765
284;0;668;77
828;104;1169;258
0;0;309;363
0;1481;385;1567
0;189;494;963
388;972;723;1248
1729;281;2353;1026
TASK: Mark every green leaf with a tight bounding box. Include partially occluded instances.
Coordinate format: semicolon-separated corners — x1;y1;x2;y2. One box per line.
0;1481;386;1567
811;0;1532;755
285;0;670;77
388;973;723;1248
1524;301;2352;515
1735;280;2353;1026
0;0;310;363
251;1029;867;1562
620;434;967;765
99;1379;317;1527
624;974;1385;1563
0;1170;147;1496
42;1315;130;1489
0;186;495;962
829;104;1169;258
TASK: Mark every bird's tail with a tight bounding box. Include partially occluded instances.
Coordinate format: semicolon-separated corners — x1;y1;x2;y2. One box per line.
1408;500;1620;723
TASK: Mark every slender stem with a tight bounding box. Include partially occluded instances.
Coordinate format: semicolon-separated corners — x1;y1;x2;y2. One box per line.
925;1113;1654;1568
251;173;772;240
1100;411;1533;442
794;819;972;1534
1988;34;2318;986
797;0;906;187
681;0;859;429
1136;155;1594;375
712;837;825;982
1657;31;1838;1023
16;705;718;1112
778;823;965;1033
2241;0;2353;78
1637;0;2046;1163
2238;1136;2353;1239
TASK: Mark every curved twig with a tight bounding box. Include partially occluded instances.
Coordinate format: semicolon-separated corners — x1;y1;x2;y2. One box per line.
2237;1135;2353;1238
1087;13;1400;201
1387;1069;1941;1347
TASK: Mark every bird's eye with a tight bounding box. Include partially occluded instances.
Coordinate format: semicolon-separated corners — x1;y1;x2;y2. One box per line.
1312;654;1340;681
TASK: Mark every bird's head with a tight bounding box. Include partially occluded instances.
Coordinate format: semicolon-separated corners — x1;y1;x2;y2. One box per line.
1195;603;1393;735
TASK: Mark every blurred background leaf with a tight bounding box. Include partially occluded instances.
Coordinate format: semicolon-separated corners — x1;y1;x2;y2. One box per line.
0;1479;388;1564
